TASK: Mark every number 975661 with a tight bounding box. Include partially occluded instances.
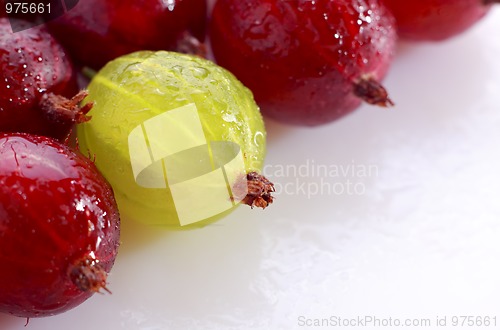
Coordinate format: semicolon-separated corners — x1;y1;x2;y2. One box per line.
5;2;50;15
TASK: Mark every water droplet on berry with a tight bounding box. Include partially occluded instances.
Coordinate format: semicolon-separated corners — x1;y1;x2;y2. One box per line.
222;113;237;123
161;0;176;11
192;66;209;79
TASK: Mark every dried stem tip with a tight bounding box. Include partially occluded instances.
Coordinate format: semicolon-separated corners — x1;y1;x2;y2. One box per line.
68;255;111;294
353;75;394;107
240;172;275;209
39;90;93;125
483;0;500;5
174;31;208;59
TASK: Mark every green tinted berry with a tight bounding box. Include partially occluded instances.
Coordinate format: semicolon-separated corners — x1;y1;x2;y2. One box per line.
77;51;270;228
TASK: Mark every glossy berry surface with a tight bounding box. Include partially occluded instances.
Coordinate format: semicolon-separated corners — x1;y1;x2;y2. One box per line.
48;0;207;69
0;133;120;318
383;0;497;41
0;18;78;140
77;51;268;227
210;0;397;126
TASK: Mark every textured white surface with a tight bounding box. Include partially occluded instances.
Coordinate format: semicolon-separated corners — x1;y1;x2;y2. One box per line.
2;7;500;330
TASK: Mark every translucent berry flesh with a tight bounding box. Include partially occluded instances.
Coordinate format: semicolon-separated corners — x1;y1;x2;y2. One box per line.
48;0;207;69
0;133;120;318
0;18;78;140
77;51;269;227
209;0;397;126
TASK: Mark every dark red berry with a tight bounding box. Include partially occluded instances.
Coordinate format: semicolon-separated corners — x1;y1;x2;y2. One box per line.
383;0;498;41
47;0;207;69
0;133;120;318
0;18;80;140
209;0;397;126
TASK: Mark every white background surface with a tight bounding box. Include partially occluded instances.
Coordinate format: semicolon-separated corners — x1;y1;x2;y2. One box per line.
2;6;500;330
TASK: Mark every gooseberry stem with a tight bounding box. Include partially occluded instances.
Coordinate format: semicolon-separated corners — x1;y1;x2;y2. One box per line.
39;90;93;126
235;172;275;209
82;67;98;80
353;75;394;107
68;255;111;294
174;31;208;58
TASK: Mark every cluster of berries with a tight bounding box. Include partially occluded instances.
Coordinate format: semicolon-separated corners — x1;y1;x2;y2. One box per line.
0;0;496;321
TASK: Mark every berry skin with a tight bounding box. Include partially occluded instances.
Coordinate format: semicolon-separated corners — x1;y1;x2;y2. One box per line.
0;18;80;140
77;51;271;228
47;0;207;69
209;0;397;126
0;133;120;318
382;0;498;41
